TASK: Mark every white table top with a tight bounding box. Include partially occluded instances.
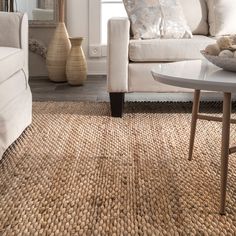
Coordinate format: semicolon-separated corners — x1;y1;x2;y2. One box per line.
151;60;236;93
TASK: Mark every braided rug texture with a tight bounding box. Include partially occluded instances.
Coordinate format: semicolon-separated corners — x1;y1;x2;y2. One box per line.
1;102;236;235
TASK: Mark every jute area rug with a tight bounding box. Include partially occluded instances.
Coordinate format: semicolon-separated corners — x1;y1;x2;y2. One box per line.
1;102;236;235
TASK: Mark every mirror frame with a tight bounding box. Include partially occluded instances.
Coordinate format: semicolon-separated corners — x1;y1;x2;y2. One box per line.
29;0;58;27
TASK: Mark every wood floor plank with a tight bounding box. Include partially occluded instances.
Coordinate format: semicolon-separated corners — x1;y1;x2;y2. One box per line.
30;76;236;103
30;76;109;102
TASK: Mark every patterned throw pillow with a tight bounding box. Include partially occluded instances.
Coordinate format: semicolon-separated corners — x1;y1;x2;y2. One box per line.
123;0;162;39
160;0;193;39
123;0;192;39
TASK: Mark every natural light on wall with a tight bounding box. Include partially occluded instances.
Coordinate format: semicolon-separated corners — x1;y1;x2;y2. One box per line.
101;0;127;44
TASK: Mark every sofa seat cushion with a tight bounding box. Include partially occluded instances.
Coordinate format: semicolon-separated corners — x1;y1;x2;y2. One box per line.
129;36;216;62
0;47;24;84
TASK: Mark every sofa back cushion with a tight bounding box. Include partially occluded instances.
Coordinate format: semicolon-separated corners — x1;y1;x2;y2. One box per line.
0;12;22;48
179;0;208;35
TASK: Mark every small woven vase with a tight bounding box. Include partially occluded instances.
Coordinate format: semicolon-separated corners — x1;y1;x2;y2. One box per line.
66;37;87;86
46;0;71;82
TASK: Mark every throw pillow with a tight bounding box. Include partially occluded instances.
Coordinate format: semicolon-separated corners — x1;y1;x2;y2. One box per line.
123;0;192;39
160;0;192;39
123;0;162;39
179;0;209;35
207;0;236;36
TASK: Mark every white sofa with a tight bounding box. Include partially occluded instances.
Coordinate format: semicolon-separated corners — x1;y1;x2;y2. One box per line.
0;12;32;158
107;0;217;117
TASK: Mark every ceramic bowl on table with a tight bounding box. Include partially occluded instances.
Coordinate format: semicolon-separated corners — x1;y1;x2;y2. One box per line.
201;50;236;72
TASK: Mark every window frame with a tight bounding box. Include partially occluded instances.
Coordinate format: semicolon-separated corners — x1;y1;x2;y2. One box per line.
88;0;125;58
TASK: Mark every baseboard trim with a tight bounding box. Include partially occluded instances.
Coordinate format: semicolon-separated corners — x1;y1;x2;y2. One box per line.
87;59;107;75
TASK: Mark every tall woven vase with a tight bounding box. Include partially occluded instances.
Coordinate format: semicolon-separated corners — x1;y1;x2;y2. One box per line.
46;0;71;82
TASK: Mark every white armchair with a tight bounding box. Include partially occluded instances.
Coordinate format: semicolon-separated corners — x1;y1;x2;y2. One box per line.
0;12;32;158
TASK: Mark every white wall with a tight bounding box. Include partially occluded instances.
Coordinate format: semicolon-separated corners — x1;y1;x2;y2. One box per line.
66;0;106;75
30;0;106;76
67;0;88;50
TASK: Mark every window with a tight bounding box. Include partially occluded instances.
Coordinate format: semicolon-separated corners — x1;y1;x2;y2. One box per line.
101;0;127;44
89;0;127;58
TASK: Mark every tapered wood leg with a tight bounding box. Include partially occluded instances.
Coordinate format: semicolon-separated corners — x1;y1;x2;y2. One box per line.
109;93;125;117
189;90;201;161
220;92;231;215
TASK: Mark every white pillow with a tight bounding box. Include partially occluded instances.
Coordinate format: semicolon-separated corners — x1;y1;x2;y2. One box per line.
179;0;209;35
207;0;236;36
160;0;192;39
123;0;192;39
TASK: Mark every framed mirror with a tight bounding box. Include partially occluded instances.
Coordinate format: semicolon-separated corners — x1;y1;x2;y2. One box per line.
0;0;59;27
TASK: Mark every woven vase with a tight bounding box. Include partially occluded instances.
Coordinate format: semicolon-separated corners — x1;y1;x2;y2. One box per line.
66;38;87;86
46;0;71;82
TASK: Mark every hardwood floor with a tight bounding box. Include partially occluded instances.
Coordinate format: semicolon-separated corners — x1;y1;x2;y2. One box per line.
29;76;109;102
29;76;232;102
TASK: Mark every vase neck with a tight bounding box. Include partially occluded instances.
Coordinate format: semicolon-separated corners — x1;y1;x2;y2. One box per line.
59;0;65;22
69;38;84;46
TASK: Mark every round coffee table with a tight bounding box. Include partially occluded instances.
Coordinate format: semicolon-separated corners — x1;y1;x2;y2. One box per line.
152;60;236;215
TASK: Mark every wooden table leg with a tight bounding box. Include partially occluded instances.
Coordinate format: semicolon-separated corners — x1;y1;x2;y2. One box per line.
220;92;231;215
189;90;201;161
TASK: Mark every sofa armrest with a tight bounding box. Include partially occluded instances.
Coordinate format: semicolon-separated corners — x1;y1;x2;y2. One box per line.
107;17;130;92
0;12;28;79
21;13;29;79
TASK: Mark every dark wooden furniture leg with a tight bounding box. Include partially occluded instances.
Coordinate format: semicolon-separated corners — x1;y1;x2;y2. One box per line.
109;93;124;117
